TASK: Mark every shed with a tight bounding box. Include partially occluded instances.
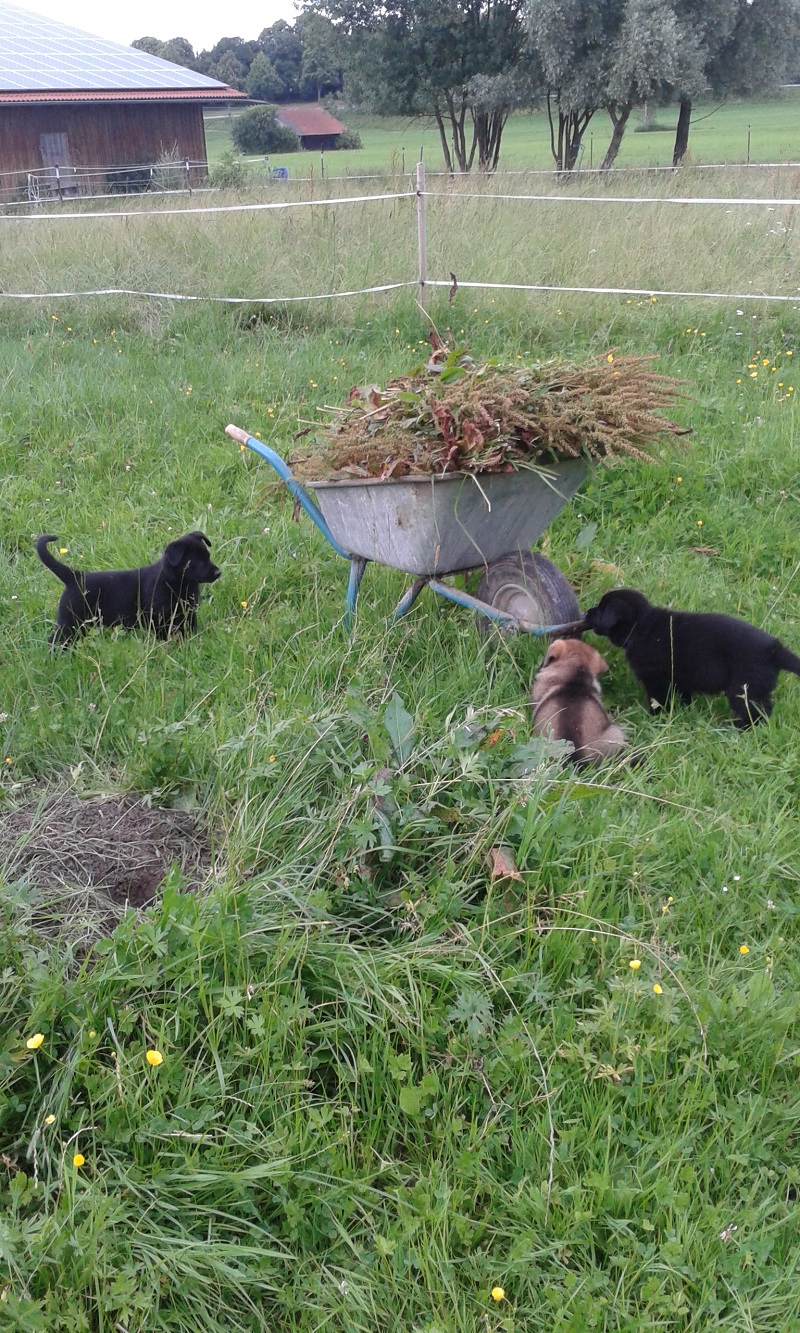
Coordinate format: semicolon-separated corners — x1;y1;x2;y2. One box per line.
276;104;346;152
0;1;245;201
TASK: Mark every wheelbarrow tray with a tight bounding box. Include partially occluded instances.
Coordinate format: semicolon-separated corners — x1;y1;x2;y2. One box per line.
309;460;587;576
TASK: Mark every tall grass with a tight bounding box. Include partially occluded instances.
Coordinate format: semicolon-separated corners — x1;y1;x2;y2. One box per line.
1;172;800;1330
1;166;799;321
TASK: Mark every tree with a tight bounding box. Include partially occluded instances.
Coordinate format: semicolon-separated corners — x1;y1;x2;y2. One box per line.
132;36;163;56
232;106;300;154
526;0;798;172
159;38;197;69
600;0;700;167
258;21;305;100
527;0;620;170
208;51;249;91
131;35;196;69
295;12;344;100
306;0;531;172
245;52;285;102
669;0;800;165
467;69;534;171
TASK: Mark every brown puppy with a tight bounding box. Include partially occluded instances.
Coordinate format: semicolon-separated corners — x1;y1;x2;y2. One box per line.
531;638;627;767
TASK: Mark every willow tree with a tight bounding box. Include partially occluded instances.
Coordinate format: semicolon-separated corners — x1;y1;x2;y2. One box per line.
670;0;800;165
527;0;800;172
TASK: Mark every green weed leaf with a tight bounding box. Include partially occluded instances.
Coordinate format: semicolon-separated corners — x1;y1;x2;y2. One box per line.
384;693;415;765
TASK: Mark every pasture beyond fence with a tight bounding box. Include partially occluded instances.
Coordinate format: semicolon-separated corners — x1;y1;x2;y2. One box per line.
1;162;799;314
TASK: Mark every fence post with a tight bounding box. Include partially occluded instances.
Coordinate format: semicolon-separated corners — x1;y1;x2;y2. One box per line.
320;149;325;180
402;146;405;174
184;157;191;195
746;125;751;166
55;162;62;202
416;160;427;319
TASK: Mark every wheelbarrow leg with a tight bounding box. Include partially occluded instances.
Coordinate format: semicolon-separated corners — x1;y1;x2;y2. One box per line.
394;576;429;620
344;557;368;632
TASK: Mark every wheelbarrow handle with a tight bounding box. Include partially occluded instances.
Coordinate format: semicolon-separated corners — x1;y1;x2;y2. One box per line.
226;424;351;560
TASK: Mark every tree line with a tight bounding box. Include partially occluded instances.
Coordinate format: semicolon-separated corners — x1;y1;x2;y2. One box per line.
132;17;344;105
134;0;800;172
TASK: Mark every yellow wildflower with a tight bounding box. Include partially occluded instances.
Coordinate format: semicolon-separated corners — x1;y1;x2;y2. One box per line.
72;1153;85;1167
653;984;663;995
26;1033;44;1050
629;959;642;971
146;1049;164;1067
739;944;750;956
491;1287;505;1302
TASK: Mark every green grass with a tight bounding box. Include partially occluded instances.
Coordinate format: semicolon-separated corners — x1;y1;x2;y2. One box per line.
204;89;800;177
2;176;800;1330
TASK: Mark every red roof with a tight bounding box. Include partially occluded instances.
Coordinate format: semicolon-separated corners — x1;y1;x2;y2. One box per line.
277;104;346;137
0;87;244;104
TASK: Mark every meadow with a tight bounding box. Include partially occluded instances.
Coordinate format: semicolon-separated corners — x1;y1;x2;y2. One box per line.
1;169;800;1331
204;90;800;178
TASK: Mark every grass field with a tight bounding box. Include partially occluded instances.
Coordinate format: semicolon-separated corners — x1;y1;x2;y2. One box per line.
204;90;800;177
2;172;800;1331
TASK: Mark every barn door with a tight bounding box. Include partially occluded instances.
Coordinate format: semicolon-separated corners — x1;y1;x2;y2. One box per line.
38;132;79;197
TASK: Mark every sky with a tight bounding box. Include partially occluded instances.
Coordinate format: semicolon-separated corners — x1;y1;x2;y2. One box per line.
8;0;301;52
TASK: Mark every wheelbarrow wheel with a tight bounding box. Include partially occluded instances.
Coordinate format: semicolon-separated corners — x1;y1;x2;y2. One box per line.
476;551;581;636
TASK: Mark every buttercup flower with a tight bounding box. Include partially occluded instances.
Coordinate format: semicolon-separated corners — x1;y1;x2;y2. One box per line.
72;1153;85;1167
26;1033;45;1050
146;1049;164;1067
491;1287;505;1302
739;944;750;956
44;1114;56;1125
653;984;663;995
629;959;642;971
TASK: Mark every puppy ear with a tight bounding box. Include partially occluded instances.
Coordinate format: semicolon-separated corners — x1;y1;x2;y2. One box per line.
191;531;212;548
165;539;187;568
586;645;610;674
543;638;567;666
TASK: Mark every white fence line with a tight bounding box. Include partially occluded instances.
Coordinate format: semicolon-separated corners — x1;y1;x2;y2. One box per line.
0;189;415;224
0;281;416;303
426;280;799;304
2;278;794;307
2;185;795;227
1;170;798;308
424;189;800;207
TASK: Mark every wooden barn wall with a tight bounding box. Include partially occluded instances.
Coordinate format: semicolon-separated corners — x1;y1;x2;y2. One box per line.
0;103;208;199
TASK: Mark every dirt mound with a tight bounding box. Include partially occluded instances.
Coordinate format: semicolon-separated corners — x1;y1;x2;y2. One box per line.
0;791;215;938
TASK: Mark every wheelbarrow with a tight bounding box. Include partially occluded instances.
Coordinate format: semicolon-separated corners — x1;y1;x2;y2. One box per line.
226;424;587;637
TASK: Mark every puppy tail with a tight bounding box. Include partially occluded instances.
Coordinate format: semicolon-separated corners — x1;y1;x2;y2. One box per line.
36;535;81;589
774;641;800;677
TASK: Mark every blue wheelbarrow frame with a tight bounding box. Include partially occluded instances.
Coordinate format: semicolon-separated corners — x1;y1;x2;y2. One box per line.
226;423;587;636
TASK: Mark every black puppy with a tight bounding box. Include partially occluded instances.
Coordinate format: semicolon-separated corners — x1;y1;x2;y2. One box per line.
584;588;800;727
37;531;221;646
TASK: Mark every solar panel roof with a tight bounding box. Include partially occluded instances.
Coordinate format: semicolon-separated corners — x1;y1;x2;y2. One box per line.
0;1;230;92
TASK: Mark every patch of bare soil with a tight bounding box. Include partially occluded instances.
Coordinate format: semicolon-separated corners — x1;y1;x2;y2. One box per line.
0;791;216;938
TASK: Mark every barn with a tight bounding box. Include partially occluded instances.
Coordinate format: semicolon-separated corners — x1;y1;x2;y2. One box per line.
0;1;245;202
276;104;347;152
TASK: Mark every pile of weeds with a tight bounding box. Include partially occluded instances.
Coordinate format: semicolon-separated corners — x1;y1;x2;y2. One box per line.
294;341;689;480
